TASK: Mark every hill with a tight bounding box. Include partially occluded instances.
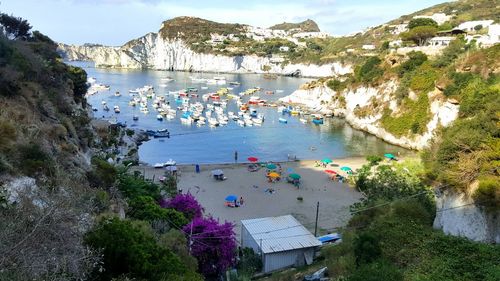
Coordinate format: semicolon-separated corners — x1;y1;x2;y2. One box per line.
269;19;320;32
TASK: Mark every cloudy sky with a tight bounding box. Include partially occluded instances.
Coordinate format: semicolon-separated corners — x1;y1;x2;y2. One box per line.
1;0;447;46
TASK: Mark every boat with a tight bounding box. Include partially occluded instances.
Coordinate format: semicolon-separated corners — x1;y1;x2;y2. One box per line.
229;81;241;86
278;118;288;124
312;114;324;125
113;106;120;113
201;86;208;90
299;118;307;124
156;114;164;121
103;105;110;111
237;120;245;127
161;77;174;82
164;159;176;166
159;84;168;88
265;90;274;95
133;115;139;121
153;130;170;138
114;91;121;97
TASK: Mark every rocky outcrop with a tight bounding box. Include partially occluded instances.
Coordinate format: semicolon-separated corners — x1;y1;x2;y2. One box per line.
280;83;459;150
58;33;351;77
434;189;500;243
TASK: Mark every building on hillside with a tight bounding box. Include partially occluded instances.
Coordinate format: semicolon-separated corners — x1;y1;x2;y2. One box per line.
389;23;409;35
362;44;376;50
389;39;403;48
428;36;455;47
413;13;451;25
292;32;329;39
488;24;500;42
465;24;500;47
279;46;290;52
241;215;321;273
457;20;495;32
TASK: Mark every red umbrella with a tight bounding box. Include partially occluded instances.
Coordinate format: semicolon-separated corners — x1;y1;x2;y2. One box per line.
248;157;258;162
324;169;337;174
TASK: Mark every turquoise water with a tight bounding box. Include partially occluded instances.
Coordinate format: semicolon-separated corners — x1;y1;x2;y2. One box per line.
72;62;408;164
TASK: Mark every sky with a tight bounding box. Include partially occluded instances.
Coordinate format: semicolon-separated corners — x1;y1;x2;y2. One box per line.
0;0;448;46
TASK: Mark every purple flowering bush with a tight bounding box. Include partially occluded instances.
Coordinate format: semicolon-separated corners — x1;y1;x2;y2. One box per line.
183;216;237;277
161;193;204;221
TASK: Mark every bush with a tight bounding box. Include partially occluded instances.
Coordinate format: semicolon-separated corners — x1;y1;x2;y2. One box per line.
354;232;381;265
91;157;117;188
67;65;88;100
327;79;347;92
381;93;431;137
128;195;188;227
473;176;500;210
401;26;437;46
160;193;204;221
409;62;438;93
355;57;383;84
237;248;262;276
84;217;192;280
18;143;54;176
117;173;162;200
366;155;383;166
398;51;427;76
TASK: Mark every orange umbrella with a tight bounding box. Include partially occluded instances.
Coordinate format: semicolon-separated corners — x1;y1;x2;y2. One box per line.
268;172;280;178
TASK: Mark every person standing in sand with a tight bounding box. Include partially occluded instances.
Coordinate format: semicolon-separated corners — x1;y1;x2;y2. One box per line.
234;150;238;163
239;196;244;206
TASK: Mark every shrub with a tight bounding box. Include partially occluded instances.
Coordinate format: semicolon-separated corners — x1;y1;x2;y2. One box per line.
161;193;204;221
128;195;188;227
18;143;54;175
381;93;431;137
409;62;438;93
91;157;117;188
183;216;237;277
355;57;383;84
397;51;427;76
0;119;16;150
84;217;191;280
401;26;437;46
473;176;500;210
366;155;383;166
354;232;381;265
67;65;88;100
117;173;162;200
327;79;347;92
432;38;466;67
237;248;262;276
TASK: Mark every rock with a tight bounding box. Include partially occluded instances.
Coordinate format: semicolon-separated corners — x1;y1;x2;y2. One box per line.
58;35;352;78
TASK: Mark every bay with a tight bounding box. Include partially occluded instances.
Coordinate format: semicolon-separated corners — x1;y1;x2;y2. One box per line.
71;61;409;164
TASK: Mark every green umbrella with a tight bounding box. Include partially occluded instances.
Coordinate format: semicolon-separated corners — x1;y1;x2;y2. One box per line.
340;166;352;172
267;163;277;169
321;158;333;164
384;153;395;159
288;173;301;180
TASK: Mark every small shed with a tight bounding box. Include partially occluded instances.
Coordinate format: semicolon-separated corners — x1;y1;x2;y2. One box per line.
241;215;321;273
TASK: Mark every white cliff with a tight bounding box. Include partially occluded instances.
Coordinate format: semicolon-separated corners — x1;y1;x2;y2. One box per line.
280;82;459;150
434;189;500;243
58;33;351;77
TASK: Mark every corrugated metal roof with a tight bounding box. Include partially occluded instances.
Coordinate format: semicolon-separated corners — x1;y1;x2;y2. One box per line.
241;215;321;254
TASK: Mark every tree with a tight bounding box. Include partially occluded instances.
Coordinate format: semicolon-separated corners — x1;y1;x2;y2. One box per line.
67;65;88;101
398;51;428;76
401;26;437;46
160;193;204;221
84;217;192;280
348;260;403;281
408;18;438;29
0;13;32;40
354;232;381;265
128;195;188;227
183;216;237;277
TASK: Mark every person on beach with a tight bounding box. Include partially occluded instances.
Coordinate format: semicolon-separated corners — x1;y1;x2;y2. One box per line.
234;151;238;163
239;196;244;206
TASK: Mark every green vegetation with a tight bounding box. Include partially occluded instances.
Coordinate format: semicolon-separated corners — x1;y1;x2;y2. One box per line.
408;18;438;29
84;217;201;281
269;19;320;32
381;93;431;137
401;26;438;46
354;57;383;84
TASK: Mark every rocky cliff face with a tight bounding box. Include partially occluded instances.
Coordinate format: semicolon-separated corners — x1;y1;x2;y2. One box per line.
434;189;500;243
280;82;459;150
58;33;351;77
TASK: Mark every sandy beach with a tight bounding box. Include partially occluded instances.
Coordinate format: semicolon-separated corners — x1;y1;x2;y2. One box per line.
132;157;372;237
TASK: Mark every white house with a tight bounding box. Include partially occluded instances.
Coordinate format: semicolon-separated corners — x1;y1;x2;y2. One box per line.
362;44;376;50
279;46;290;52
428;36;455;46
241;215;321;273
457;20;495;32
465;24;500;47
389;24;408;35
413;13;451;25
488;24;500;42
292;32;329;39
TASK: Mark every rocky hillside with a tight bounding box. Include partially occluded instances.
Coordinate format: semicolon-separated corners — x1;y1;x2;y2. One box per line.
269;19;320;32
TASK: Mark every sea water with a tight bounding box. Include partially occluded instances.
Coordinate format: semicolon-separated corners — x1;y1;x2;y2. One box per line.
72;61;408;164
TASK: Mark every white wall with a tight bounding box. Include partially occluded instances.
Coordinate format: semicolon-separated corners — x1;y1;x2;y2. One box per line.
264;248;316;273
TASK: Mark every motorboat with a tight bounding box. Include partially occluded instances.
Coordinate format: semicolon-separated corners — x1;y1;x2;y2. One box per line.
114;91;121;97
113;106;120;113
157;114;164;121
278;118;288;124
133;115;139;121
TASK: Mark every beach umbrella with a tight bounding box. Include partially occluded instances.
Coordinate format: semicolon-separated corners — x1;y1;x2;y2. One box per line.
248;157;258;162
211;169;224;176
321;158;333;164
268;172;280;178
165;166;177;172
225;195;238;202
324;169;336;174
266;163;277;170
384;153;395;159
288;173;301;180
340;166;352;172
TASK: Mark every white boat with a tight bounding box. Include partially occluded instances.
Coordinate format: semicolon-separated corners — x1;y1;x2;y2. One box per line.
201;86;209;90
161;77;174;82
114;91;121;97
159;84;168;88
300;118;307;124
87;77;97;84
279;118;288;124
113;106;120;113
276;89;284;93
133;115;139;121
101;101;107;105
208;117;219;127
237;120;245;127
164;159;176;166
157;114;163;121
